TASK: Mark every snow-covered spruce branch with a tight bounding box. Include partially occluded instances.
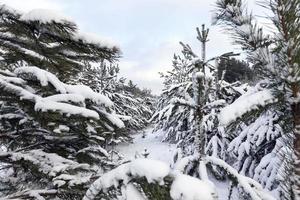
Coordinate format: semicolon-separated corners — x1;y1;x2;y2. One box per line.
213;0;271;52
213;0;277;78
170;97;197;109
219;87;277;126
205;156;275;200
0;66;125;128
83;158;218;200
3;189;57;200
173;155;275;200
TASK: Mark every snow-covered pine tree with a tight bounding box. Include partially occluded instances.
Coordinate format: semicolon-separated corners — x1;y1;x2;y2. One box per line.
213;0;300;198
0;5;126;200
78;61;154;130
151;26;248;159
111;79;154;130
0;4;120;82
150;48;194;145
0;66;127;199
150;25;275;199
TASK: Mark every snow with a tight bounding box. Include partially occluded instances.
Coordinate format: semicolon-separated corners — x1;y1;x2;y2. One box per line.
125;184;146;200
116;127;177;164
14;67;114;107
73;31;120;49
53;125;70;133
0;4;21;15
129;159;170;184
0;69;122;123
64;84;113;107
0;78;37;101
53;173;91;187
44;94;85;105
35;99;100;119
219;89;276;125
20;9;73;24
206;156;276;200
84;152;218;200
170;174;217;200
83;158;170;200
14;66;67;93
8;150;90;178
0;74;26;85
94;108;125;128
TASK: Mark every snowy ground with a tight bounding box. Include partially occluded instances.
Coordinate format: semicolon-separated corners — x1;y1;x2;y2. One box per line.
116;127;177;165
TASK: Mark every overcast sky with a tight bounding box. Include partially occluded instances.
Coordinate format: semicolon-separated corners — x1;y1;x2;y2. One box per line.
1;0;265;94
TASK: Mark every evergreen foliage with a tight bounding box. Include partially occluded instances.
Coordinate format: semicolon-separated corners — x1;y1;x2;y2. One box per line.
217;57;254;83
0;66;126;199
0;5;120;82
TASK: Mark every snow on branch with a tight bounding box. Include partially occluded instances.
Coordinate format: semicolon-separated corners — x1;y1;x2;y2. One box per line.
170;97;196;109
205;156;276;200
0;67;125;127
14;67;114;107
20;9;74;24
219;89;276;126
3;189;57;200
16;8;120;50
73;32;120;50
35;99;100;119
0;150;90;177
170;174;217;200
83;159;170;200
83;158;217;200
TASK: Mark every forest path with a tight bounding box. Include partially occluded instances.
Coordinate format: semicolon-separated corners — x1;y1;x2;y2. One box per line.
116;126;177;165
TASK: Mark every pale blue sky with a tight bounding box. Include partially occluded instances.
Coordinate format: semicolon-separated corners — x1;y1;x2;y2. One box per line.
2;0;264;94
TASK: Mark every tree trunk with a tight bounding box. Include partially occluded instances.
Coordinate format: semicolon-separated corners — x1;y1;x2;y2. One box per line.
193;62;206;158
292;83;300;199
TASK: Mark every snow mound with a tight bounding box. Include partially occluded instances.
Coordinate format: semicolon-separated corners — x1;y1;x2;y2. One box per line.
20;9;73;24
